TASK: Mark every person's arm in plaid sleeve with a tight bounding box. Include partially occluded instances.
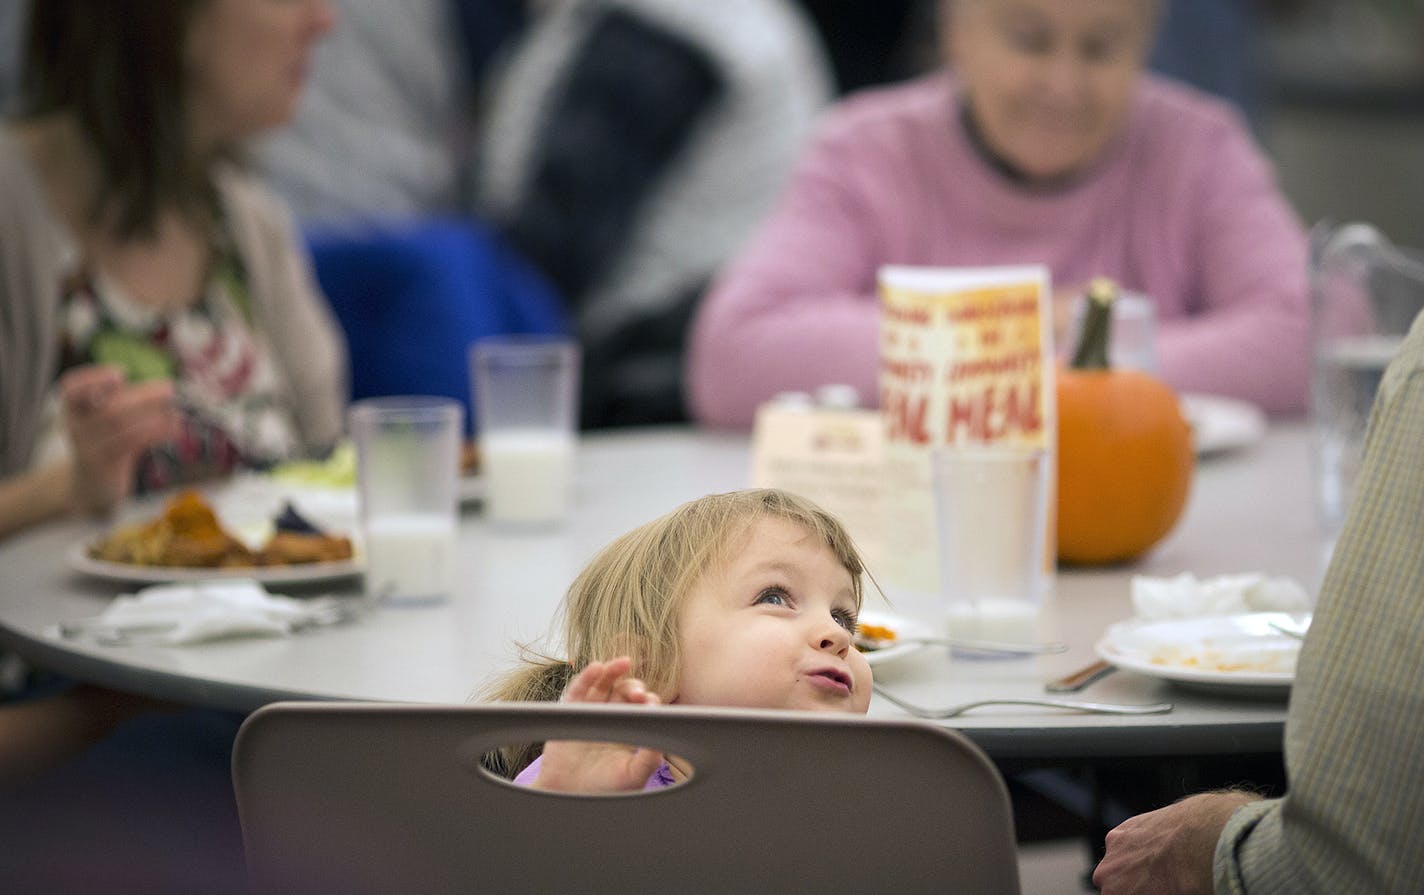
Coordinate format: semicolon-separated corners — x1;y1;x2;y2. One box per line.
1095;312;1424;895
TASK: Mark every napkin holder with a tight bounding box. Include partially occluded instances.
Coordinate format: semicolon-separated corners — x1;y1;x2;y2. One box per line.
750;401;883;568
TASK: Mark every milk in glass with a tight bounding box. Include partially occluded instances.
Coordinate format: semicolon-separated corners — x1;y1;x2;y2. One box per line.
944;597;1041;644
348;396;463;605
363;513;457;603
483;429;575;525
471;336;580;528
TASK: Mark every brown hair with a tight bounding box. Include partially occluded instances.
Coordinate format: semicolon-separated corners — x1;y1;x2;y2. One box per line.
18;0;216;238
480;488;871;776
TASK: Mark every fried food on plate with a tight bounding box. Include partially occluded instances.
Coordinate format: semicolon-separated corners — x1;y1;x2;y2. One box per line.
90;490;351;568
257;531;354;565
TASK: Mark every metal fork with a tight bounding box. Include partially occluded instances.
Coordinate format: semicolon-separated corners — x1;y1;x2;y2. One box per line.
872;682;1173;719
858;635;1069;656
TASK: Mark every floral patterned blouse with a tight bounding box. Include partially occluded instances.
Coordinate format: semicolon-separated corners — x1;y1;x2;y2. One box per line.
54;224;302;495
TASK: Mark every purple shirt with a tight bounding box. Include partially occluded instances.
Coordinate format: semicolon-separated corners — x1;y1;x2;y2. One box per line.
687;73;1310;427
513;755;676;790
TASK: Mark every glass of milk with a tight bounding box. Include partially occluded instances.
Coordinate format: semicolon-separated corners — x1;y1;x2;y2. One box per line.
932;444;1051;652
349;396;463;604
470;335;580;528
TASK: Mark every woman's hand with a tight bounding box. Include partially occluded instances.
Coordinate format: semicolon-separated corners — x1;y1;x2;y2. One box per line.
531;657;666;793
58;365;181;513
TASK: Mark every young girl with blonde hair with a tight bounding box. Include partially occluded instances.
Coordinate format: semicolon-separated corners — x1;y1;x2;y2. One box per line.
484;487;874;792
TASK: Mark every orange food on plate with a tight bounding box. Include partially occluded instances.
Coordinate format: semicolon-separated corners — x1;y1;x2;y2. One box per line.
853;621;899;652
857;622;897;642
257;531;354;566
89;490;351;568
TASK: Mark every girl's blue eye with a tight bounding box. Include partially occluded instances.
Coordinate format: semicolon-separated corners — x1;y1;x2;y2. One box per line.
756;588;789;607
833;609;858;633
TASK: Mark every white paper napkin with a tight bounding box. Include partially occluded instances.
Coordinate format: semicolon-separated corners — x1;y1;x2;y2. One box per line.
1130;572;1312;620
62;579;356;646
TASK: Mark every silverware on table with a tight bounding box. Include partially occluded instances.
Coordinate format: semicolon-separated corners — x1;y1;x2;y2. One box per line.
872;682;1172;720
1269;620;1307;640
1044;658;1117;693
856;634;1069;656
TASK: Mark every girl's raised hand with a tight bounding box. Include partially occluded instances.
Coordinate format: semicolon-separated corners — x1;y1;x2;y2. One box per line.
58;365;181;513
532;657;666;793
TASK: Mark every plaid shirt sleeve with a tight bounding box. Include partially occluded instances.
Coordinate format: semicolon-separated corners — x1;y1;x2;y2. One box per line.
1214;311;1424;893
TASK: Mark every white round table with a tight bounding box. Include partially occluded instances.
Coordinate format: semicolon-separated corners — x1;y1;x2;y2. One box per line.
0;425;1326;760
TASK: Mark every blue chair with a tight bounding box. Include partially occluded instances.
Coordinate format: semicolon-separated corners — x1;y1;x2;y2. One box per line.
306;217;569;434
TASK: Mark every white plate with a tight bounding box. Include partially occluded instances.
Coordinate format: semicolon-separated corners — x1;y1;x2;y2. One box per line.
855;610;936;667
67;540;363;587
1180;393;1267;456
1095;612;1308;695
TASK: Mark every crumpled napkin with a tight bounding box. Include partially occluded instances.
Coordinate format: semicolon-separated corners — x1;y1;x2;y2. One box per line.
1131;572;1312;620
64;579;353;646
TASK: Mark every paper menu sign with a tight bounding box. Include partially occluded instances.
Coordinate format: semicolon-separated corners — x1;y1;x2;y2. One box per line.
749;404;883;570
877;264;1054;600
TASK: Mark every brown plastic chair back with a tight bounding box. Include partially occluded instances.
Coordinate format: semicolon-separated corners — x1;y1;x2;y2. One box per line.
233;701;1019;894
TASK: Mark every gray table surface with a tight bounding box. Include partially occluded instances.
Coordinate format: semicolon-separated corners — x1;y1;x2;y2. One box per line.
0;424;1328;760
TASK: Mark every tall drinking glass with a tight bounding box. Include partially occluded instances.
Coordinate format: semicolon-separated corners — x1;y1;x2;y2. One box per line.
349;396;463;604
932;444;1051;650
470;336;580;527
1310;223;1424;545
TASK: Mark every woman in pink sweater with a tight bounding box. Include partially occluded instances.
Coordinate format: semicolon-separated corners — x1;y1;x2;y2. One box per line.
687;0;1309;428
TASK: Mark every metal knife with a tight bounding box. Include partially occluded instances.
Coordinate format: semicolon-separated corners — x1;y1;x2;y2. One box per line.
1044;658;1115;693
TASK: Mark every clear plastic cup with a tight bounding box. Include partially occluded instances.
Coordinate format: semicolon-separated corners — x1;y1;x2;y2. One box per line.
470;336;580;528
932;444;1051;650
349;396;463;604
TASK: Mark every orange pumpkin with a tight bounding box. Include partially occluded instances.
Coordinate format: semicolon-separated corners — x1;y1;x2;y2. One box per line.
1055;280;1194;565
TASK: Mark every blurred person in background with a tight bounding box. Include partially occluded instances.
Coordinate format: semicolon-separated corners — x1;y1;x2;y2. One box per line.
258;0;476;225
256;0;530;225
790;0;929;93
1149;0;1267;134
787;0;1287;122
253;0;565;434
0;3;345;890
473;0;834;429
0;0;347;541
687;0;1310;429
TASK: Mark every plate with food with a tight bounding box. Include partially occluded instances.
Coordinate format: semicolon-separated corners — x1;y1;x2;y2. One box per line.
71;490;363;586
853;610;936;667
1179;393;1267;457
1095;612;1308;696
